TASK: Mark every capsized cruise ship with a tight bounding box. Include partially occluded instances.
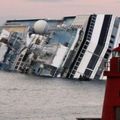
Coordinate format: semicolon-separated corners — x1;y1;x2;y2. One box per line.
0;14;120;80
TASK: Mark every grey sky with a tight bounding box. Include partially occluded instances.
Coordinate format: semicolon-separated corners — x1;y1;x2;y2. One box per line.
0;0;120;25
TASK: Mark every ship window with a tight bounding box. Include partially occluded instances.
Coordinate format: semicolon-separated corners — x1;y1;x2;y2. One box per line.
19;67;22;70
104;53;109;59
92;16;96;20
74;66;78;70
91;19;96;23
91;19;95;23
89;25;94;29
87;36;91;40
87;34;91;38
20;55;23;57
111;35;115;39
110;40;114;44
82;49;86;53
75;43;79;48
18;58;22;61
89;28;93;32
84;69;92;78
85;41;89;45
90;23;95;27
15;66;18;69
109;45;112;49
17;62;19;65
76;62;80;66
83;45;87;49
78;58;81;61
80;54;83;57
21;63;24;66
88;31;92;35
91;18;95;22
107;49;111;53
72;70;76;74
87;55;99;70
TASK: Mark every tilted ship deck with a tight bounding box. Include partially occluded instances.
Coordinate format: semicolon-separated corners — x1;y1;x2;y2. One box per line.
0;14;120;80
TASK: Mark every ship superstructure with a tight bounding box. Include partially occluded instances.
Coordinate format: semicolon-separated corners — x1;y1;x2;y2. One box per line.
0;14;120;80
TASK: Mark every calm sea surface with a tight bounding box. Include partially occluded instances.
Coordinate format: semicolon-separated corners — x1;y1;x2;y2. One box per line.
0;71;105;120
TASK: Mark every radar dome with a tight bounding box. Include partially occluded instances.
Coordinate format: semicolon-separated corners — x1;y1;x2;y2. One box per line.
33;20;48;34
